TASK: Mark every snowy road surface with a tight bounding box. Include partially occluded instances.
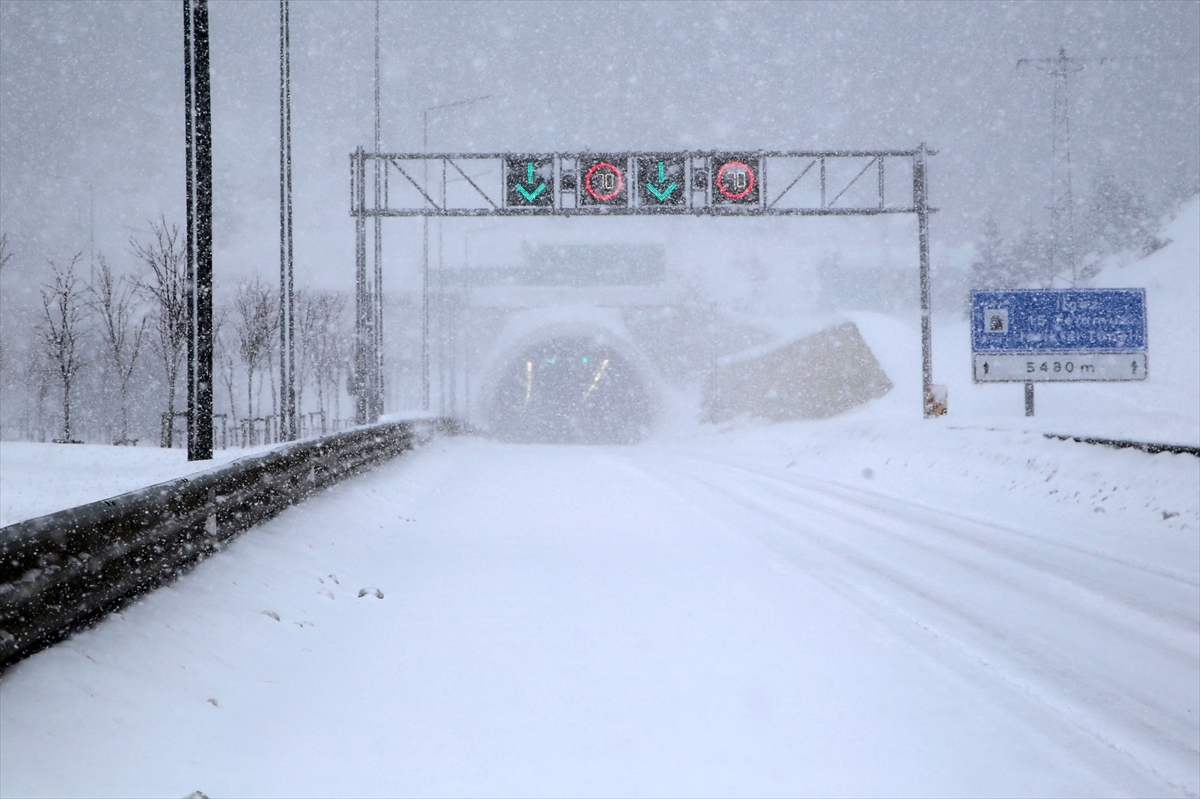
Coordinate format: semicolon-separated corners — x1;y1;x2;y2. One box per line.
1;423;1197;797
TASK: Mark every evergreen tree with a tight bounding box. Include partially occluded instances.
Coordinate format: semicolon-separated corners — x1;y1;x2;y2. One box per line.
968;212;1043;289
969;213;1008;288
1009;222;1056;288
1079;173;1161;275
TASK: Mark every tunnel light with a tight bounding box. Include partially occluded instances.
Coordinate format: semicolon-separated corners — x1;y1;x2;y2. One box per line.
582;359;610;400
492;338;651;444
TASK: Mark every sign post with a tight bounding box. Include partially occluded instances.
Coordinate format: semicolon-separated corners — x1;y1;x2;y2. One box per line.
971;288;1148;416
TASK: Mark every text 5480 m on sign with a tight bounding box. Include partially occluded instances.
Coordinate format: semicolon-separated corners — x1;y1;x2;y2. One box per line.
972;352;1147;382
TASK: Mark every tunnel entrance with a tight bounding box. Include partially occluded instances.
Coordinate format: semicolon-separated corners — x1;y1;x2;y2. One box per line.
489;337;652;444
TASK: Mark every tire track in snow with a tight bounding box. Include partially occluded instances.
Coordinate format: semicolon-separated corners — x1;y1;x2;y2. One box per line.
627;449;1200;798
710;457;1198;647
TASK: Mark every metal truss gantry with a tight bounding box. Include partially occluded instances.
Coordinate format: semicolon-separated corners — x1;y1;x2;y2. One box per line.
350;145;942;420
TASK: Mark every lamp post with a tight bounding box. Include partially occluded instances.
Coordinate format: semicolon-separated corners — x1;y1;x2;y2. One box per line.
183;0;213;461
279;0;295;441
421;94;491;413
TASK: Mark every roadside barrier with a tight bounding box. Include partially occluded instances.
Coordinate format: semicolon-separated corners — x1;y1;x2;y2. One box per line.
0;418;462;670
1043;433;1199;457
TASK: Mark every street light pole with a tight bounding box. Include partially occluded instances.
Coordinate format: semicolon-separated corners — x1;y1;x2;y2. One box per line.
421;94;491;413
279;0;296;442
372;0;383;421
183;0;213;461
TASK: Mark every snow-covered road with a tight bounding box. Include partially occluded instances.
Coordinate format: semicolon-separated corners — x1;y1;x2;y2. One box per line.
1;425;1197;798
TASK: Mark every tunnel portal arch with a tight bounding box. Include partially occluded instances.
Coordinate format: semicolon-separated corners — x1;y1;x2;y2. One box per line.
475;316;661;444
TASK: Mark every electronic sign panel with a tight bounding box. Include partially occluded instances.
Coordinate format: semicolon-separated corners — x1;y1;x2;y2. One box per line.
505;157;554;208
579;155;628;207
636;156;686;207
711;154;760;205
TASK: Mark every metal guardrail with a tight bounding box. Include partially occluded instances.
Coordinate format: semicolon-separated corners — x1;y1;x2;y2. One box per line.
1043;433;1200;457
0;418;462;671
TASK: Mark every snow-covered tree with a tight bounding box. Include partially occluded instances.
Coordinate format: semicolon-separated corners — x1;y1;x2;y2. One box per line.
1077;173;1165;279
969;212;1019;289
1009;222;1056;287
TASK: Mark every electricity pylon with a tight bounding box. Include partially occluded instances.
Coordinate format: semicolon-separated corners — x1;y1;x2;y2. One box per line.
1018;48;1107;287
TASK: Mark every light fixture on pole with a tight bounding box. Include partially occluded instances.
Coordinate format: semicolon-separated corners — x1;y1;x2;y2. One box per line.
421;94;491;413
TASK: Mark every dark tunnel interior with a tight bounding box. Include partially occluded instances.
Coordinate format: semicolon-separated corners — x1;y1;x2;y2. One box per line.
489;337;653;444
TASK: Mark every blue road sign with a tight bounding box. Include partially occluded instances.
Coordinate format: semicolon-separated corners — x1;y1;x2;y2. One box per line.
971;289;1147;354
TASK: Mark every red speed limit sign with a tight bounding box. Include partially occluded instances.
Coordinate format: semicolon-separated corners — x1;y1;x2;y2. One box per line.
712;155;760;205
579;156;628;206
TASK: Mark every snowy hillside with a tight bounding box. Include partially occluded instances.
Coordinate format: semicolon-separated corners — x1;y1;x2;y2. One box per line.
849;196;1200;446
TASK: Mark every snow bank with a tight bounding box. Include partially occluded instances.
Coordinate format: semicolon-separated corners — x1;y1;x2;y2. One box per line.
0;442;259;527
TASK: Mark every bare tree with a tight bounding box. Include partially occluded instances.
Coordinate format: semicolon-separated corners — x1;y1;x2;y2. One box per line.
0;233;13;396
294;289;341;426
85;255;147;444
214;307;240;429
307;291;349;430
22;349;53;442
232;278;277;420
38;254;88;442
0;232;12;273
132;218;188;446
294;290;315;423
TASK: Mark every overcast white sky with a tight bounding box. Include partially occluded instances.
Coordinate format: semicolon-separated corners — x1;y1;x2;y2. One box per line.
1;0;1197;296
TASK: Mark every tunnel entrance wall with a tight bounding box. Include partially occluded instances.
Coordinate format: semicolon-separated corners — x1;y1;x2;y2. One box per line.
703;321;893;422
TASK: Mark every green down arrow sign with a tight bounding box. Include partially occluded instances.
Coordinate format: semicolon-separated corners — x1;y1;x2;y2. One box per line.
506;157;554;207
638;156;685;206
646;161;677;201
516;161;546;202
